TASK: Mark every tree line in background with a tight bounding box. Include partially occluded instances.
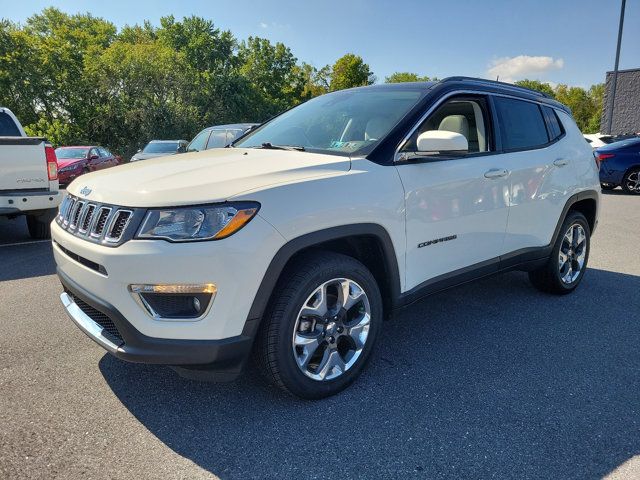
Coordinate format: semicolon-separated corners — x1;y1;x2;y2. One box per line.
0;8;604;158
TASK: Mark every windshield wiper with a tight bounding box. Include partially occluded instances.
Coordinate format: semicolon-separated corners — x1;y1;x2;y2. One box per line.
259;142;305;151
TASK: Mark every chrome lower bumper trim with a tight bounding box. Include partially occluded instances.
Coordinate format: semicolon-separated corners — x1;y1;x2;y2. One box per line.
60;292;121;353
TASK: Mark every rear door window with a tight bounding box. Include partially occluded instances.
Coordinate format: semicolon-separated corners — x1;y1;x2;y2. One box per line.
494;97;549;150
0;112;21;136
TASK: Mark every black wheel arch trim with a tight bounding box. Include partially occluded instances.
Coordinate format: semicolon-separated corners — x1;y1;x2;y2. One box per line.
246;223;402;321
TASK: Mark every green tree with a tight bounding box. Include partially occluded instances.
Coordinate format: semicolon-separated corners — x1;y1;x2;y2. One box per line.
22;8;117;129
85;40;198;157
514;79;556;98
586;83;605;133
329;54;374;91
385;72;433;83
238;36;304;118
296;62;329;100
554;84;594;132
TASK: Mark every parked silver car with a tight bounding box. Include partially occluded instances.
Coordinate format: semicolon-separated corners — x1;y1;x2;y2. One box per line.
186;123;259;152
130;140;188;162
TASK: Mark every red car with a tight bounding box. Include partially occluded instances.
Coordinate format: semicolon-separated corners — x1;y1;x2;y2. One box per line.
55;146;121;186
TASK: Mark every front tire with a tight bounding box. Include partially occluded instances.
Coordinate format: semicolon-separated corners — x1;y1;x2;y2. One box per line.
26;209;57;239
528;211;590;294
254;251;382;399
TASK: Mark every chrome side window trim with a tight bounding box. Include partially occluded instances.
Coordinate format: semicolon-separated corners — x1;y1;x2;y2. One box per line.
394;89;567;162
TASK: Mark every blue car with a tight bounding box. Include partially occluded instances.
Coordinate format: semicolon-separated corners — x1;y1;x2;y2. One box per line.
597;137;640;194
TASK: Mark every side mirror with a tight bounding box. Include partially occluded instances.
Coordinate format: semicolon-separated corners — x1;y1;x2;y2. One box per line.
416;130;468;154
89;154;99;160
137;148;142;153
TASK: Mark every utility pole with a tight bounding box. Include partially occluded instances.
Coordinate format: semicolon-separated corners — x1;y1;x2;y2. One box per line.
606;0;626;134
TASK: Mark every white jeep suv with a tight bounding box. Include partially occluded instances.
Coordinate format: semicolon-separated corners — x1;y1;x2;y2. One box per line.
52;77;600;399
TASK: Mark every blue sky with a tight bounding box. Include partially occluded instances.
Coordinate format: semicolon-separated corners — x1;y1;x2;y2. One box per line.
2;0;639;87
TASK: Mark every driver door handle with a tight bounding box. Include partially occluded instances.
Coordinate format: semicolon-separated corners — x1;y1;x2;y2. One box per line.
553;158;569;167
484;168;509;179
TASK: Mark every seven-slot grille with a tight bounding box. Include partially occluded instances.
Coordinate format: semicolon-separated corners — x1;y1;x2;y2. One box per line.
57;195;135;246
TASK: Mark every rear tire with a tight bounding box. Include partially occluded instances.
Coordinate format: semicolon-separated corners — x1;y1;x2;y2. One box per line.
622;168;640;195
254;251;382;399
528;211;590;295
26;209;56;240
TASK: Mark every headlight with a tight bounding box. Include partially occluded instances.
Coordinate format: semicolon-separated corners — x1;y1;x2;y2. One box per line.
136;202;260;242
58;164;80;173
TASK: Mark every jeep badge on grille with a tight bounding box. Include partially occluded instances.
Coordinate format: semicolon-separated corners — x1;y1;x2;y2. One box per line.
79;186;92;197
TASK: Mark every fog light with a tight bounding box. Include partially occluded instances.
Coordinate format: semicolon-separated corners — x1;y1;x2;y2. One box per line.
129;284;216;320
129;283;217;294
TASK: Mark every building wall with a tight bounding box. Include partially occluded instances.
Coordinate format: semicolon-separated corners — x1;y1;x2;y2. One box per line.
601;68;640;135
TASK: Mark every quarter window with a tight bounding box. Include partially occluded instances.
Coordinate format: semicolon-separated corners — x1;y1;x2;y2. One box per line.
494;97;549;150
542;106;564;141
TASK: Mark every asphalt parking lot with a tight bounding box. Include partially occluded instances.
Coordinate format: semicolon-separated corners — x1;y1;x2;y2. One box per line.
1;191;639;480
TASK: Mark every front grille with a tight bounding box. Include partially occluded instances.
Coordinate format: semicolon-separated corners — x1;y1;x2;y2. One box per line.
68;292;124;345
92;207;111;237
105;210;132;242
79;204;96;233
69;200;85;229
56;194;141;247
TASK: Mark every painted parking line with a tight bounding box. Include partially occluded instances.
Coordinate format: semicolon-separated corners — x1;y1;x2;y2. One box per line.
0;239;51;248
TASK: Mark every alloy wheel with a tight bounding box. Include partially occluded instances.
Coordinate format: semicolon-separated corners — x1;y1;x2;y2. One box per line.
625;171;640;193
292;278;371;381
558;223;587;284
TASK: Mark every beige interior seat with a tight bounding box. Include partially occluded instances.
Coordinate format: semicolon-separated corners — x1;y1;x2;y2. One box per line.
438;115;469;140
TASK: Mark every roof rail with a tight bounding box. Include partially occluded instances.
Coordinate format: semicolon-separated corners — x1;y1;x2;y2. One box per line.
440;76;553;98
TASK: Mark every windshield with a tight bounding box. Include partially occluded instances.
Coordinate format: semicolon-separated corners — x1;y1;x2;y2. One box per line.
55;148;89;159
234;88;425;155
143;142;179;154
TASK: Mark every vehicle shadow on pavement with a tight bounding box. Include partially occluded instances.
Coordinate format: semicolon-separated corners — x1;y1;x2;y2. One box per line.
99;268;640;479
0;243;56;282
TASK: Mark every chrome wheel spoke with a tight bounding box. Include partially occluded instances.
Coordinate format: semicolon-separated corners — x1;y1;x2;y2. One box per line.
347;314;370;349
294;333;322;368
317;350;346;380
300;284;328;318
338;279;364;311
558;250;568;268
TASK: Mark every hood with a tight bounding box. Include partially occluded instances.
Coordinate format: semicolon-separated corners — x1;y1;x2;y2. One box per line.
68;148;351;207
131;152;176;161
57;158;85;169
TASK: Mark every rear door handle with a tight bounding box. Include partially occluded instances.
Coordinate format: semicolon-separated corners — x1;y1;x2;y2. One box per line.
484;168;509;179
553;158;569;167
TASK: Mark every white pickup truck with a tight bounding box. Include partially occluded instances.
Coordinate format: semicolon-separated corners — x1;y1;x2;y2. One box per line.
0;107;61;239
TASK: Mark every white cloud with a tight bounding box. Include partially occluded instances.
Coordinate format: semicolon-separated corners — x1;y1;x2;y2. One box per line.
487;55;564;83
258;21;290;30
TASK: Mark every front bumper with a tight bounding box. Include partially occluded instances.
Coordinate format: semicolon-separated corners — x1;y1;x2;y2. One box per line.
58;268;259;378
